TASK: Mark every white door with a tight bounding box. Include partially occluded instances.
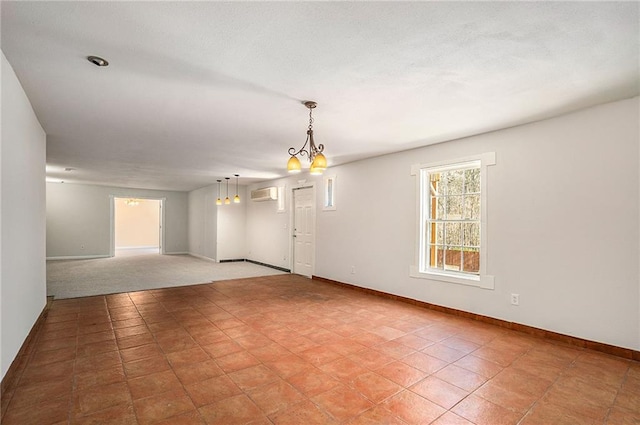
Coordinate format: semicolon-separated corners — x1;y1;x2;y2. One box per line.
293;187;315;277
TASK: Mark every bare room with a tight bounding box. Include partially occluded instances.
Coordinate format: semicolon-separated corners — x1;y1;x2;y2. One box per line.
1;2;639;424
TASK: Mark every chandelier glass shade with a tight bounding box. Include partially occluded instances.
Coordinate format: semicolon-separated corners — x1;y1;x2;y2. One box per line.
287;155;301;173
287;101;327;175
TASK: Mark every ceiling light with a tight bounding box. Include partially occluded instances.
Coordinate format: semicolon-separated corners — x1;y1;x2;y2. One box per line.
216;180;222;206
287;101;327;175
216;175;241;206
87;56;109;67
233;174;241;203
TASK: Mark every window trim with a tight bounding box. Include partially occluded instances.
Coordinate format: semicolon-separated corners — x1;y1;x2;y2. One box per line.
277;186;286;213
323;175;337;211
410;152;496;289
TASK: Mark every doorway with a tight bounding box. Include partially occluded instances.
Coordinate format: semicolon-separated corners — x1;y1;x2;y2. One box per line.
112;197;163;257
292;187;315;277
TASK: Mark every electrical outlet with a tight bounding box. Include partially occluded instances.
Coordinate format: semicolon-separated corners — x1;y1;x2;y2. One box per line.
350;266;356;274
510;293;520;306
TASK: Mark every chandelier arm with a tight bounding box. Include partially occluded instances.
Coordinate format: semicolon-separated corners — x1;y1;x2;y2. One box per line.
307;129;319;159
288;133;311;158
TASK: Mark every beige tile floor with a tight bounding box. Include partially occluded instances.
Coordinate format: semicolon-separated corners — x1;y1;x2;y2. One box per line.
2;274;639;424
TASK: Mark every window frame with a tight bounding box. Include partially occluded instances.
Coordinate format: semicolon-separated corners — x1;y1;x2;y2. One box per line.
277;186;286;213
323;175;337;211
410;152;496;289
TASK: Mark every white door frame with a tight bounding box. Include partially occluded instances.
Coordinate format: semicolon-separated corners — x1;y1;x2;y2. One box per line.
290;183;316;277
110;196;166;257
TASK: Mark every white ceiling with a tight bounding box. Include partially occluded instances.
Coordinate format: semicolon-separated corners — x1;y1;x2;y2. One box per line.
2;2;638;191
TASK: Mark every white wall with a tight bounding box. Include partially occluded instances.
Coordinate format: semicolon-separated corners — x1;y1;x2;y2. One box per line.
217;186;247;260
1;52;47;379
246;181;297;269
247;98;640;351
187;184;247;261
46;183;188;257
188;185;217;260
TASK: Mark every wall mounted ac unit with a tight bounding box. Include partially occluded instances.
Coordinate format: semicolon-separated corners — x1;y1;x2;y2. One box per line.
250;187;278;201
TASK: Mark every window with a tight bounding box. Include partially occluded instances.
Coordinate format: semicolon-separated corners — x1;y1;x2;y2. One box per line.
277;186;286;212
426;162;480;274
411;153;495;289
323;175;336;211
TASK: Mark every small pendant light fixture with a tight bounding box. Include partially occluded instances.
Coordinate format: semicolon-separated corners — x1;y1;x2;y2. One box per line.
224;177;231;205
216;180;222;206
287;101;327;175
233;174;240;203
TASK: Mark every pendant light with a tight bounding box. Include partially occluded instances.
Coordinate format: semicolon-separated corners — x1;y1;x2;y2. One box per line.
216;180;222;206
233;174;240;203
224;177;231;205
287;101;327;175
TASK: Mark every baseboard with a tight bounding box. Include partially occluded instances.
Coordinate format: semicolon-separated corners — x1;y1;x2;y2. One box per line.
163;251;189;255
219;258;246;263
187;252;217;262
246;259;290;273
312;275;640;362
1;297;52;420
46;254;110;260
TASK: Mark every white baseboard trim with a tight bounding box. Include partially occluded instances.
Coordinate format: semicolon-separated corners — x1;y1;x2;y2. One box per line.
187;252;217;262
47;255;111;261
164;251;189;255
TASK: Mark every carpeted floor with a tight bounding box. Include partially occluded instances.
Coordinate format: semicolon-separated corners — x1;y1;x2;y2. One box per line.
47;253;286;299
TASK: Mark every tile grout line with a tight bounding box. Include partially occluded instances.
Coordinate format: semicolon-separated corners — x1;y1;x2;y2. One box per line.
67;306;81;424
602;362;631;424
113;293;138;424
224;302;319;424
7;275;637;424
516;350;582;425
1;302;52;422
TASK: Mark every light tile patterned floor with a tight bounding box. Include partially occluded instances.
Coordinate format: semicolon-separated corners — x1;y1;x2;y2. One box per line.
2;274;639;424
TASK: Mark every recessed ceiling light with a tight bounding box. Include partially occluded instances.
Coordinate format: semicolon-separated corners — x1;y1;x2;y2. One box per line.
87;56;109;67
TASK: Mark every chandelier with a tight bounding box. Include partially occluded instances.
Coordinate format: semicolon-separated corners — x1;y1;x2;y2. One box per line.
287;101;327;175
125;199;140;206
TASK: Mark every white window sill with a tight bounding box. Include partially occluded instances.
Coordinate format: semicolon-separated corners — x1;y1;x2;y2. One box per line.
409;265;494;289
